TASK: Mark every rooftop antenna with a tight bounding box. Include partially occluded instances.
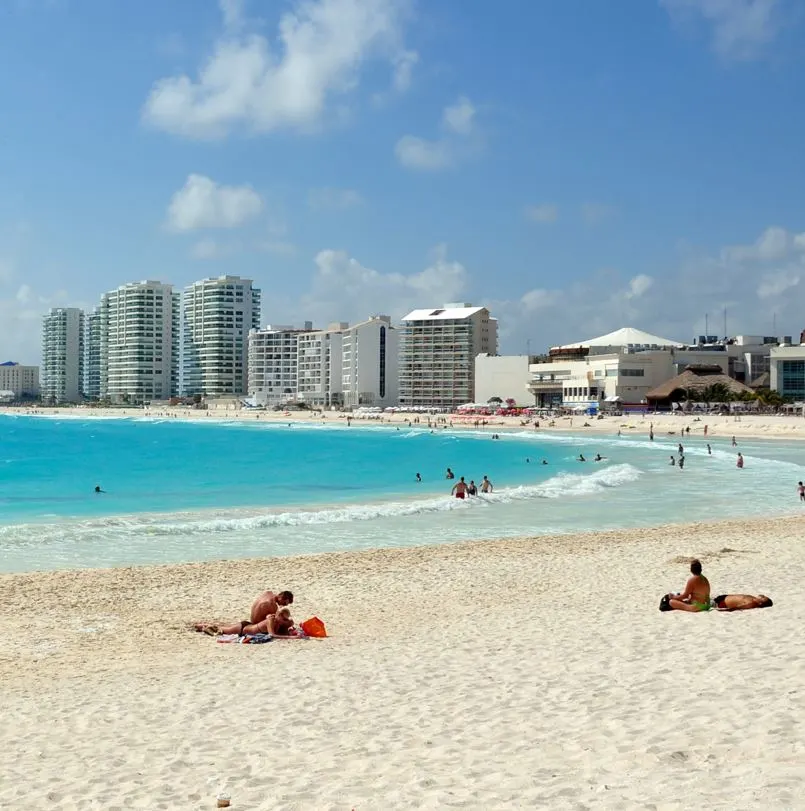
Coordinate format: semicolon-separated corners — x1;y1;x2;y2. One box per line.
723;306;727;340
704;313;708;338
773;312;777;335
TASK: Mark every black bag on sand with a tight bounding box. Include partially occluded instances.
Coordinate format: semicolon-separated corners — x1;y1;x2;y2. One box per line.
659;593;672;612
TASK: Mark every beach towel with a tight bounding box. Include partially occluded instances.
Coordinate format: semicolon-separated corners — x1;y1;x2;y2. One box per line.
216;633;273;644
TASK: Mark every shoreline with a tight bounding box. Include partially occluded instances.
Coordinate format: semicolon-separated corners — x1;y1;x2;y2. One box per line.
4;403;805;442
2;513;804;808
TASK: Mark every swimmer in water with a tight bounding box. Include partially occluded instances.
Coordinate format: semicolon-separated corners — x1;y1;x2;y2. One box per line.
416;472;422;482
541;459;548;465
94;485;104;493
480;476;493;493
594;454;606;462
577;454;586;462
446;467;455;480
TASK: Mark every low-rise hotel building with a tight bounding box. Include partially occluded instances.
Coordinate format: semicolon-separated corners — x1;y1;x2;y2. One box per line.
399;304;498;410
41;307;84;403
340;315;399;409
770;341;805;400
247;323;313;407
0;361;40;399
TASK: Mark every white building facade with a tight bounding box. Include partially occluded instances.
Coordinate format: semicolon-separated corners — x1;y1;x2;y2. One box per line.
0;362;40;398
770;343;805;400
41;307;85;403
182;276;261;397
247;323;313;407
340;316;399;409
84;309;102;400
399;304;498;410
297;324;346;407
100;280;179;404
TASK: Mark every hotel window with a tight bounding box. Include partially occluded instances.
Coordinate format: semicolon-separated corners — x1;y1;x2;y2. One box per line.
781;360;805;397
621;369;645;377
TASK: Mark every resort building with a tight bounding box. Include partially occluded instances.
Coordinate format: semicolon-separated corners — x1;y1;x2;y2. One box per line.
474;354;539;406
99;280;179;404
340;315;399;409
399;304;498;410
41;307;85;403
297;324;347;407
84;308;102;400
770;342;805;400
0;361;40;399
182;276;261;397
247;323;313;407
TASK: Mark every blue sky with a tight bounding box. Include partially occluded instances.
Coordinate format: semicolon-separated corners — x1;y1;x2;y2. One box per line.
1;0;804;362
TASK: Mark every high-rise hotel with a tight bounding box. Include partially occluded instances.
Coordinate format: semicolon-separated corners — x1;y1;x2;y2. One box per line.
99;281;179;404
41;307;85;403
182;276;260;397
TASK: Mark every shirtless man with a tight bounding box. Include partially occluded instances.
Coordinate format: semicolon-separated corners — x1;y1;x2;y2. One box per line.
451;477;469;499
712;594;773;611
667;559;711;612
480;475;493;493
197;607;297;637
194;589;293;635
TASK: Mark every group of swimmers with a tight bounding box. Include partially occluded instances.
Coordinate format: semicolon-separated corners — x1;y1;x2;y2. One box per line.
194;589;297;637
660;559;772;612
445;469;493;498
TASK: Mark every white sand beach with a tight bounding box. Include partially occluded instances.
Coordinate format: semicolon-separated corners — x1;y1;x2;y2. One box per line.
5;403;805;443
2;515;804;810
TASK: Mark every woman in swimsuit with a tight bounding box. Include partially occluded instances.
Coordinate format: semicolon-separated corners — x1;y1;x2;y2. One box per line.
713;594;773;611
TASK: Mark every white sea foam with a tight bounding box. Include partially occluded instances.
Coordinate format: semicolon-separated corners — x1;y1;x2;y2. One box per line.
0;464;643;543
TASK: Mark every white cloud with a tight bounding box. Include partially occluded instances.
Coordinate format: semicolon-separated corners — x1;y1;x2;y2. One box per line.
521;288;559;311
757;270;800;299
581;202;618;224
524;204;558;224
395;96;478;171
143;0;413;139
723;225;795;262
308;187;364;210
661;0;781;61
190;238;233;260
300;244;467;323
625;274;654;299
392;49;418;92
442;96;475;136
166;174;263;231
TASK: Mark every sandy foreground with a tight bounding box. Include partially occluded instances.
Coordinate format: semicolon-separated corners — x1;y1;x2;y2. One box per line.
1;516;804;810
4;404;805;442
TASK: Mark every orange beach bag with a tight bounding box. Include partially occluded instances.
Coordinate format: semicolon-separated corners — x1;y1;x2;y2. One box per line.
300;617;327;638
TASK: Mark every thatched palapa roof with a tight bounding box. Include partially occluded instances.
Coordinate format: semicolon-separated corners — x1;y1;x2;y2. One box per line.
645;365;754;401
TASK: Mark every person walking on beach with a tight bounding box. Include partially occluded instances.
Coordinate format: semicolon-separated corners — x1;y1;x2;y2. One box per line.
798;481;805;502
732;436;737;447
480;475;493;493
704;424;708;436
737;452;744;469
451;477;469;499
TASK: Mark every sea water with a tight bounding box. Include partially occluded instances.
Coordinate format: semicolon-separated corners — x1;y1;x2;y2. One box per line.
0;414;803;572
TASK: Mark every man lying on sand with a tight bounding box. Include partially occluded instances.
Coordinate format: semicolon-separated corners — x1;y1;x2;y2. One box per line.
660;559;711;612
194;589;294;636
712;594;773;611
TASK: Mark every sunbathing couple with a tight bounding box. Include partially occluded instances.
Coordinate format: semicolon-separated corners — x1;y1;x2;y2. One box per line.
195;589;296;636
660;560;773;612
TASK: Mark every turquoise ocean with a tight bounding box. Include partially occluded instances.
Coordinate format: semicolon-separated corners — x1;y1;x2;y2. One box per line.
0;414;803;573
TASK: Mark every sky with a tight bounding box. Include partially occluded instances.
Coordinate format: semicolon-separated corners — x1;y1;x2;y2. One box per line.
1;0;804;363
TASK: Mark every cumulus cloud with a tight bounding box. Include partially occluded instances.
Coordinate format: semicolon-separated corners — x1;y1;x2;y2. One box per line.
723;225;799;262
625;274;654;299
166;174;263;231
524;204;558;224
395;96;479;171
299;244;467;324
143;0;413;139
757;270;800;299
308;187;364;210
661;0;782;61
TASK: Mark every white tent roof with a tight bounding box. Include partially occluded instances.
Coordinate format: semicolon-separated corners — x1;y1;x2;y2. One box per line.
557;326;683;350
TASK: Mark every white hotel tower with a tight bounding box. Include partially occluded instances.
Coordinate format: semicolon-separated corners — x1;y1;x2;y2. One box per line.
247;323;313;407
182;276;261;397
100;281;179;403
41;307;85;403
399;303;498;410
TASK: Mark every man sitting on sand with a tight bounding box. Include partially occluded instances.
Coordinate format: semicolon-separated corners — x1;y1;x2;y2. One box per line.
661;559;711;612
713;594;773;611
194;589;294;635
